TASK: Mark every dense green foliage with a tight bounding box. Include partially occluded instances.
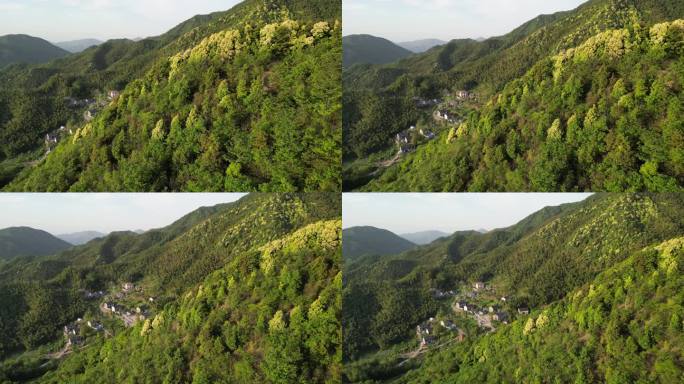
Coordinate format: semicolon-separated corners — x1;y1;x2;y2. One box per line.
343;0;684;191
0;227;72;259
0;193;340;376
21;219;342;384
343;194;684;382
0;0;341;192
392;236;684;383
0;35;70;68
343;35;412;68
364;20;684;191
342;227;416;262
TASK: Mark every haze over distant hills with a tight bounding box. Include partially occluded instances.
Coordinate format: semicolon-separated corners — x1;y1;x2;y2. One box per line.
397;39;446;53
0;34;70;68
0;226;72;259
343;226;416;261
400;230;449;245
54;38;103;53
57;230;107;245
343;34;412;67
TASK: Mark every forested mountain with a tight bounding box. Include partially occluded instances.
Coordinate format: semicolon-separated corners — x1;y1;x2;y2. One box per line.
343;194;684;382
0;227;72;259
343;0;684;191
0;35;70;68
342;226;416;262
54;39;103;53
397;39;446;53
400;230;449;245
343;35;412;67
0;193;341;383
386;234;684;384
0;0;341;192
56;231;106;245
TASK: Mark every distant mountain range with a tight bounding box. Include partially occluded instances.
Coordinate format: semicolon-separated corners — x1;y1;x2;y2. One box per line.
343;34;412;67
397;39;446;53
57;231;106;245
0;34;70;68
0;227;72;259
54;38;103;53
400;230;449;245
343;226;416;261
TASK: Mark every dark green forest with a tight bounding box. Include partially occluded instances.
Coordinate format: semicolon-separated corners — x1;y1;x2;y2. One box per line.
379;236;684;384
342;226;416;263
0;193;342;383
343;0;684;191
342;35;412;68
343;194;684;383
0;227;72;259
0;0;341;192
0;35;70;69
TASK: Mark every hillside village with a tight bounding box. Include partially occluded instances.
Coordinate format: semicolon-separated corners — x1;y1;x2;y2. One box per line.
393;89;477;156
41;90;120;157
410;280;530;353
52;281;155;360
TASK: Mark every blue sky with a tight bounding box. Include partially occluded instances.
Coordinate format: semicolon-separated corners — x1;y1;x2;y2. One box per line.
0;0;240;42
0;193;246;235
343;193;592;234
343;0;588;42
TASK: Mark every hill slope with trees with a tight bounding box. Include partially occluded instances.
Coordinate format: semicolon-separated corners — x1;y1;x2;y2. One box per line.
343;0;684;191
0;0;342;192
0;35;70;68
343;35;412;68
343;194;684;382
0;193;341;383
0;227;72;259
390;235;684;383
342;226;416;262
363;19;684;191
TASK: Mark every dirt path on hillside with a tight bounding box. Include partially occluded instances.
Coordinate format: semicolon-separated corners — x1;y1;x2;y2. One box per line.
371;151;403;176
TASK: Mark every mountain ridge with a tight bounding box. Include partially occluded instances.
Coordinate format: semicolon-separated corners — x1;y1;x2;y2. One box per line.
0;0;342;192
343;34;412;67
57;231;106;245
397;39;446;53
343;226;416;262
343;193;684;374
0;193;341;383
343;0;684;191
54;39;103;53
0;226;72;259
400;230;450;245
0;34;70;68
